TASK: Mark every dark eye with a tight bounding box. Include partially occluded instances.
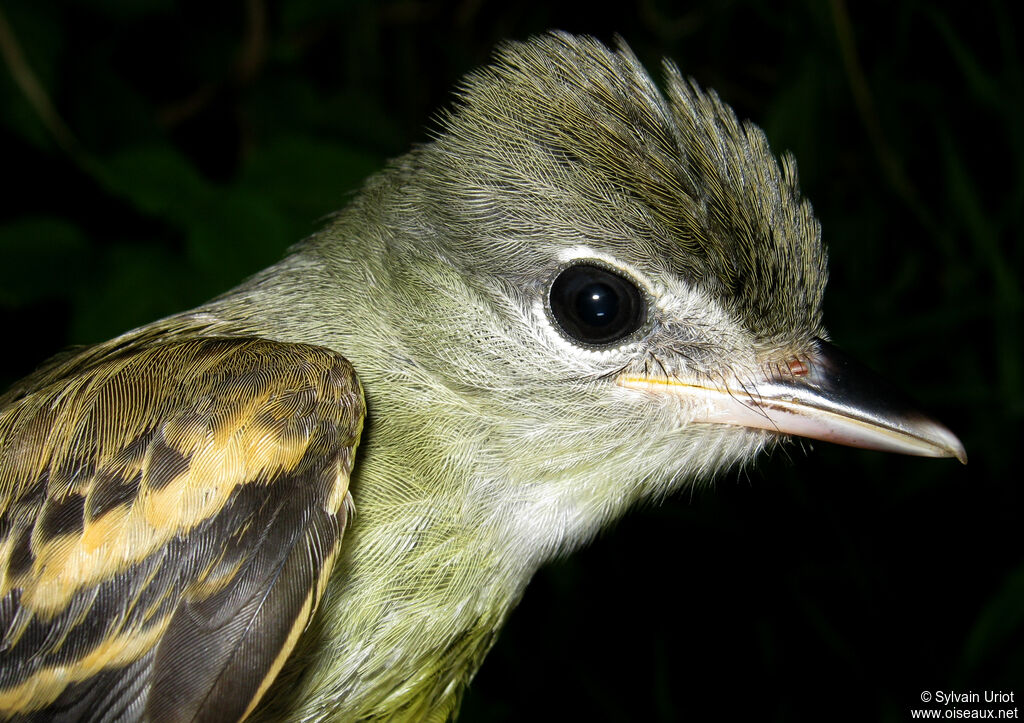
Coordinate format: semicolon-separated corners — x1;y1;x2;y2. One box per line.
549;263;646;345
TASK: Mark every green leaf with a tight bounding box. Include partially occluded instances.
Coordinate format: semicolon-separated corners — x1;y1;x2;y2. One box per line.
238;135;382;229
185;189;291;283
104;145;213;221
0;216;89;306
69;242;194;343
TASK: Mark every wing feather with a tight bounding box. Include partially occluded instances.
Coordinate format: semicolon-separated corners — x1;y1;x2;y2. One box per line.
0;336;364;721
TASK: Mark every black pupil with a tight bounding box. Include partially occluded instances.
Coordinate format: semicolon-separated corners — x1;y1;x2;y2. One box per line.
576;282;618;326
549;263;645;345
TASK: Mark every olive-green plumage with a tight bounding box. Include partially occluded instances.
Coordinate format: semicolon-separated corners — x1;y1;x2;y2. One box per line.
0;32;962;722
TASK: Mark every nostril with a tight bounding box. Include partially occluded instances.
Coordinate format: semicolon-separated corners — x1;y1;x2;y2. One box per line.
787;359;809;376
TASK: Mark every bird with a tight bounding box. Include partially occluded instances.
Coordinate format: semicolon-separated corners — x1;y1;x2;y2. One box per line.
0;31;965;722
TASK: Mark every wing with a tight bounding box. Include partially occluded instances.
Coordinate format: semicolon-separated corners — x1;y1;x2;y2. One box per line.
0;336;364;722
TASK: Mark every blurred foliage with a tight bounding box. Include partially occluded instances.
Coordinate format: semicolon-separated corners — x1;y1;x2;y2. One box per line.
0;0;1020;720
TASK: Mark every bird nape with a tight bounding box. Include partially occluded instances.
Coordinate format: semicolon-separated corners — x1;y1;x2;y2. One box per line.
0;32;963;723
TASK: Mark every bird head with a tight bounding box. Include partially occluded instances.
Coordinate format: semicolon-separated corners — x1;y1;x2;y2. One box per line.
283;33;963;563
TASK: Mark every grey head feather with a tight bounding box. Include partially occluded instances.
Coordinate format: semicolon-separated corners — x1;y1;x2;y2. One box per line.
407;31;827;353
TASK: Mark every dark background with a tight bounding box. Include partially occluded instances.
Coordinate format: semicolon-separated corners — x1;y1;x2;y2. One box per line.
0;1;1020;720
